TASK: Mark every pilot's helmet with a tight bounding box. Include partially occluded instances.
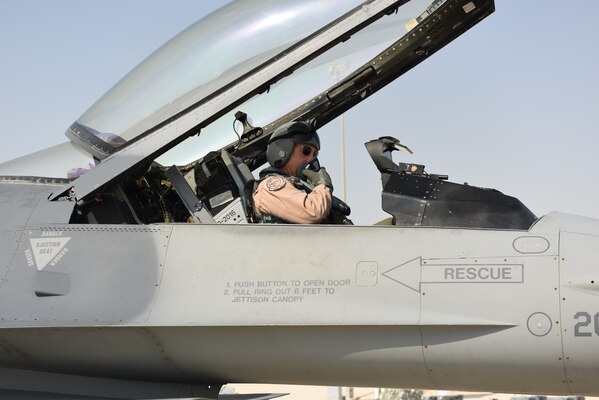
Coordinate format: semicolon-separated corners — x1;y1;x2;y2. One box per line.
266;120;320;168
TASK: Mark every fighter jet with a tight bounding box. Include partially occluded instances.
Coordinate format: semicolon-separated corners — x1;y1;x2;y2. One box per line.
0;0;597;399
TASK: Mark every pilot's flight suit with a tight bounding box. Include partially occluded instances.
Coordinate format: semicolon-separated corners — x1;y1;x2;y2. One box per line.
252;170;332;224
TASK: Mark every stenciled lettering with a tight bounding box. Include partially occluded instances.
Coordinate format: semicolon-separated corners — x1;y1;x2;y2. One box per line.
224;277;352;305
441;265;519;282
573;311;599;337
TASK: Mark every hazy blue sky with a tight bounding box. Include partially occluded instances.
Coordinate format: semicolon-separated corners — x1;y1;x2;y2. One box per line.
1;1;598;224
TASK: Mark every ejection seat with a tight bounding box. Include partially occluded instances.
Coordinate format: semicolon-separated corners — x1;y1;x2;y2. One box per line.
193;150;255;224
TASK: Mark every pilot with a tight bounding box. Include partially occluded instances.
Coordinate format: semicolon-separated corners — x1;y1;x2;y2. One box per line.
252;120;334;224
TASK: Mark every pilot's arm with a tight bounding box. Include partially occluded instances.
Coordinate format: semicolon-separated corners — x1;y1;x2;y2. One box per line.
253;176;332;224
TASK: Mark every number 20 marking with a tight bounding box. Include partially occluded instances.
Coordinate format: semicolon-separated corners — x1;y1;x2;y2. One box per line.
573;311;599;337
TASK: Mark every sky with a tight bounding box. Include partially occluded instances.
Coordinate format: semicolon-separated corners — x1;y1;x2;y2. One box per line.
1;0;599;225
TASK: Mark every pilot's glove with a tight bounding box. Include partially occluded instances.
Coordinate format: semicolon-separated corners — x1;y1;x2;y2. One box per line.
302;167;334;192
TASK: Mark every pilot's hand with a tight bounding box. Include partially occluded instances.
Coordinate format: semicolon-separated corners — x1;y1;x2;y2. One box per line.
302;167;333;192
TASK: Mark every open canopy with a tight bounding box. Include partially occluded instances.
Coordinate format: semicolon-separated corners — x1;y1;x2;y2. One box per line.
66;0;460;158
49;0;493;201
69;0;374;158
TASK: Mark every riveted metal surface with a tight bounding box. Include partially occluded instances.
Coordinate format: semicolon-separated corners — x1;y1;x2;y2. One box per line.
0;224;172;324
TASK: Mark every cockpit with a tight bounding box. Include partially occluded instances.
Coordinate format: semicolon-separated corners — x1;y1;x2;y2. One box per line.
1;0;521;229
